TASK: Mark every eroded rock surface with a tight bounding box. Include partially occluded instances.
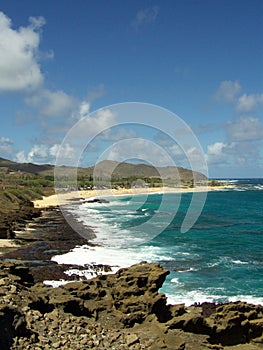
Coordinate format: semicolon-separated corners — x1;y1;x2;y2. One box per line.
0;261;262;349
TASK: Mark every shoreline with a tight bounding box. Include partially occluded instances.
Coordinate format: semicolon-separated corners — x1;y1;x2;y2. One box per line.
3;182;262;308
33;184;235;209
0;207;97;283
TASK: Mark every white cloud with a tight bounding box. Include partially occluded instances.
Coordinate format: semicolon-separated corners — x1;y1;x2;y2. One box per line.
208;142;226;155
15;142;75;164
205;142;229;165
13;107;115;165
25;89;78;118
214;80;241;103
70;108;117;138
236;93;263;113
15;145;48;164
0;12;81;125
206;139;262;168
214;80;263;115
0;12;44;92
27;144;48;163
154;132;206;169
0;136;13;146
131;6;159;31
0;137;15;157
50;143;75;159
28;16;46;30
226;116;263;141
79;101;90;119
15;151;28;163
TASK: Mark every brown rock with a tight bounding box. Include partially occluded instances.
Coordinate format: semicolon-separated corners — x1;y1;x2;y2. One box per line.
0;261;262;349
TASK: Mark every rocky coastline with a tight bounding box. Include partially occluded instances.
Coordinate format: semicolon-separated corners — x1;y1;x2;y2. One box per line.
0;260;263;349
0;207;263;349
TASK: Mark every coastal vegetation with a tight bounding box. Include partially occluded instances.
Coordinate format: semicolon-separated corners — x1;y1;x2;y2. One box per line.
0;156;217;239
0;156;209;198
0;155;221;215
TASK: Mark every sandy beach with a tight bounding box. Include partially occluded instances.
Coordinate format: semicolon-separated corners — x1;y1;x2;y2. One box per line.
33;184;235;209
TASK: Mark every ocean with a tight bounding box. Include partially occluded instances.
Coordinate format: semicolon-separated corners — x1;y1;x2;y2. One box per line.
49;179;263;306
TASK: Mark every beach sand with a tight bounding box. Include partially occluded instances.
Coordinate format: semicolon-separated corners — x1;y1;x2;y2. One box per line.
33;185;235;209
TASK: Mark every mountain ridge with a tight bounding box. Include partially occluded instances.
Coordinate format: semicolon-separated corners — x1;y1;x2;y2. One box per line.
0;157;207;181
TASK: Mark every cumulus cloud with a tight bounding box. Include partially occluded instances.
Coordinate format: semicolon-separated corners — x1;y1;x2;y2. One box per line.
205;142;228;165
0;137;15;157
15;143;75;164
131;6;159;31
79;101;90;119
153;131;206;170
26;144;48;163
206;138;262;168
70;108;117;138
214;80;241;103
214;80;263;115
15;151;28;163
236;93;263;113
226;116;263;142
0;11;79;128
205;114;263;170
0;12;44;92
25;89;78;118
50;143;75;160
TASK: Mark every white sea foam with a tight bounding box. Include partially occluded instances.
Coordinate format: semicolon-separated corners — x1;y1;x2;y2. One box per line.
176;267;198;273
170;277;184;287
165;290;227;306
52;244;172;266
231;260;249;265
44;244;173;287
68;200;155;247
44;279;69;288
165;290;263;306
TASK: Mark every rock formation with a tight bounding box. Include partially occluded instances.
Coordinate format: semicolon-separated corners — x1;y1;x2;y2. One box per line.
0;261;262;349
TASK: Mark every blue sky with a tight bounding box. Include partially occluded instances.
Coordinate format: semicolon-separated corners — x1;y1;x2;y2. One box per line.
0;0;262;178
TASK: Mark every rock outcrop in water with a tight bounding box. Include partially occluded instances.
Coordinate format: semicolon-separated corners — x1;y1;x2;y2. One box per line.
0;261;262;349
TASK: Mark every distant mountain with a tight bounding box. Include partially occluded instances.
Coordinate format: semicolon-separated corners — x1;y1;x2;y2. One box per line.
87;160;207;182
0;157;207;181
0;157;53;175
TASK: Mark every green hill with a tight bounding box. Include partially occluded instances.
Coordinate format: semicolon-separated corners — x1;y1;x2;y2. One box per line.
0;157;53;175
0;157;207;182
86;160;206;182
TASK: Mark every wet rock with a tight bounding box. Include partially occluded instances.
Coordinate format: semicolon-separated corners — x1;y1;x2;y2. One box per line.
85;198;110;204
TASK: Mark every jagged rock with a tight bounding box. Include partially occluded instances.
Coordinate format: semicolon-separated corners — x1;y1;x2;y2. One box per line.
0;261;262;349
85;198;110;204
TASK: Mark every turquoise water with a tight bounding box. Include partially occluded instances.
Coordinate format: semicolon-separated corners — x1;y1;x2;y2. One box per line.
64;179;263;305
